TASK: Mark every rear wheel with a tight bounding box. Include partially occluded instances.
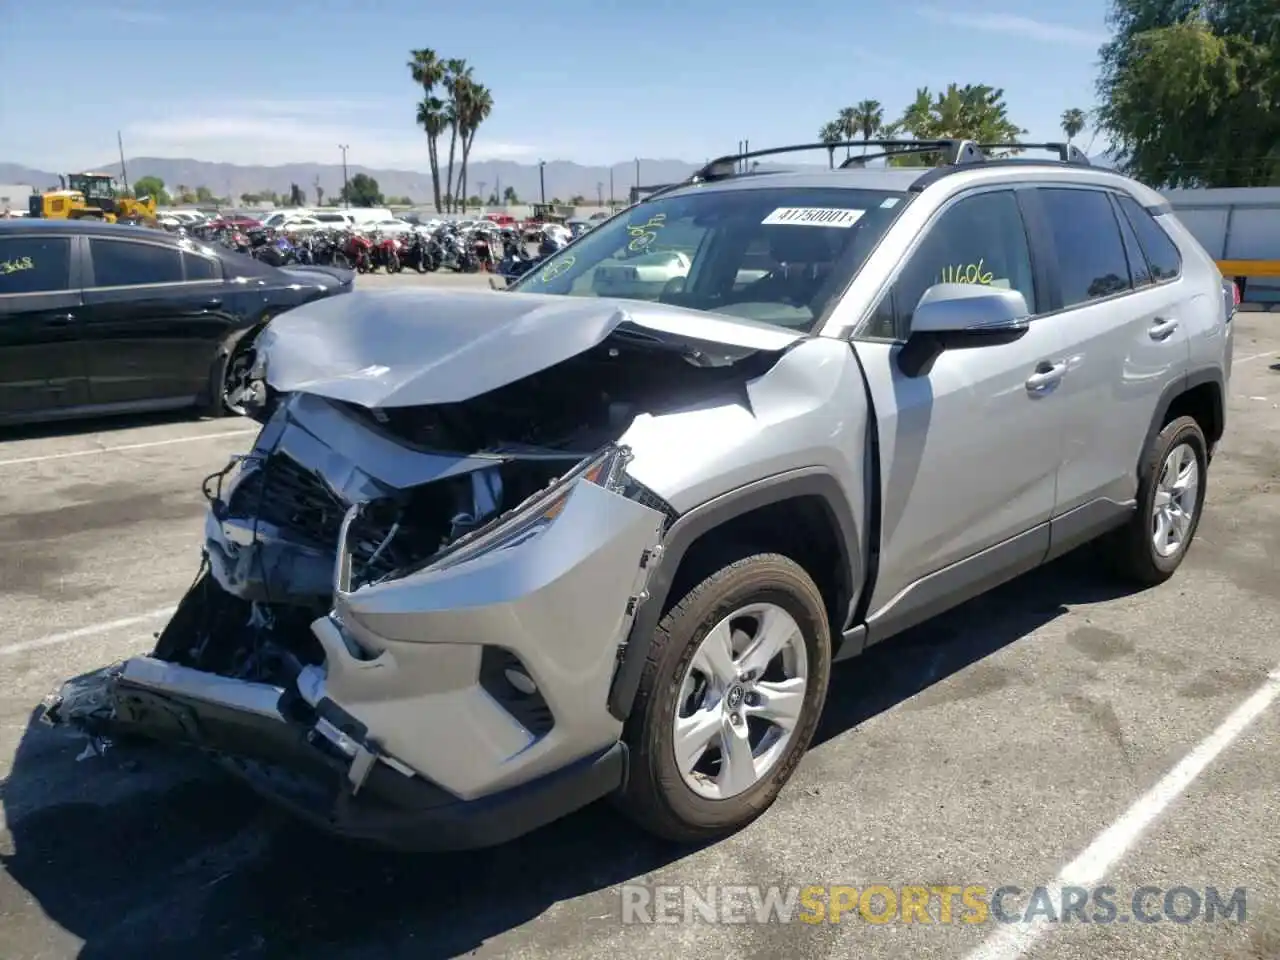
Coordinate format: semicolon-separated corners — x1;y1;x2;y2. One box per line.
1108;415;1207;585
615;553;831;843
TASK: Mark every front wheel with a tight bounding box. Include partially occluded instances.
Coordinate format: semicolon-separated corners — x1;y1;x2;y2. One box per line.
615;552;831;844
1107;415;1208;585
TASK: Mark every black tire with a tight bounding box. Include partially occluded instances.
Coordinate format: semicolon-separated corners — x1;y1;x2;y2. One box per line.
615;552;832;844
1108;415;1208;585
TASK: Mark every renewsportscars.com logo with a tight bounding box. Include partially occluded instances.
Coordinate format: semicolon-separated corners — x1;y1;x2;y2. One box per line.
620;884;1248;926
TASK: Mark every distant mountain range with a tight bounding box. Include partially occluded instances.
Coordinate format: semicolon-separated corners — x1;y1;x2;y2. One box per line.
0;150;1117;208
0;158;724;206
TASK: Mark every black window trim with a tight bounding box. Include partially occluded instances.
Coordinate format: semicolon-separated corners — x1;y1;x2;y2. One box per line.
1113;191;1184;284
1108;192;1154;290
0;232;78;298
84;236;205;290
852;183;1044;344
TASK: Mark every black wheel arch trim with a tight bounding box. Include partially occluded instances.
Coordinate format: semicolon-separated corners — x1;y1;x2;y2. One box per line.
606;467;861;721
1141;366;1225;476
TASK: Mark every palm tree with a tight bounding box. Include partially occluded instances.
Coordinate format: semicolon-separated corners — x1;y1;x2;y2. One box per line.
852;100;884;155
819;121;843;168
837;106;858;159
408;48;447;211
442;58;471;212
458;82;493;214
414;96;449;213
1061;107;1087;146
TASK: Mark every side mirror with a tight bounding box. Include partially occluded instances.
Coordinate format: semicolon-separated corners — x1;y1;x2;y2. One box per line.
898;283;1031;377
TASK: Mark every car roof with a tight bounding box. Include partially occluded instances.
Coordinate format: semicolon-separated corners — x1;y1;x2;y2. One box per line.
646;161;1162;207
0;219;184;242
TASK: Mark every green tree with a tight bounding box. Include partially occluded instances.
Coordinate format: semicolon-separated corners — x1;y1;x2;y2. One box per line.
1060;107;1088;145
819;121;843;168
467;195;482;207
570;194;586;205
288;183;306;206
1097;2;1280;186
240;192;261;205
502;185;518;204
194;185;214;203
837;105;858;159
409;48;448;211
892;83;1027;165
456;80;492;215
852;99;885;153
133;175;169;205
442;57;471;211
341;173;384;206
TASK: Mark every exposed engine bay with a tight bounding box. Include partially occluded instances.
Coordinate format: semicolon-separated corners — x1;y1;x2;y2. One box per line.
165;321;786;696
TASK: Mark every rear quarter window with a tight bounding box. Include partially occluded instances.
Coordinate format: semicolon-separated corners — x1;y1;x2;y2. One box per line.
0;236;72;294
1116;195;1182;282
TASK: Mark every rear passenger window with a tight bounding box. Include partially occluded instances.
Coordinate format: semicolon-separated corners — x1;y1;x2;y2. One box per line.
0;237;72;294
90;239;183;287
1112;195;1153;288
1039;188;1130;306
1116;195;1181;282
183;251;219;280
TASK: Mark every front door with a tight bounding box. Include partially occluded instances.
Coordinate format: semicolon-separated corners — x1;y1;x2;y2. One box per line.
0;233;89;418
851;187;1069;640
81;237;229;406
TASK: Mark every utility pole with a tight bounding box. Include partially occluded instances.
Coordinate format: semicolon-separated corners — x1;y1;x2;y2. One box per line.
117;130;129;194
495;174;502;206
596;181;603;206
635;157;640;190
477;181;487;211
338;144;350;208
609;168;614;207
538;159;546;204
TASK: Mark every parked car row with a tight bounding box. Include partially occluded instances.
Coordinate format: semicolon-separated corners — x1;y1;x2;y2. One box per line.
0;219;352;424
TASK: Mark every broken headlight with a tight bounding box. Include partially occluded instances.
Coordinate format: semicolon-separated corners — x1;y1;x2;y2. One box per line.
336;445;633;592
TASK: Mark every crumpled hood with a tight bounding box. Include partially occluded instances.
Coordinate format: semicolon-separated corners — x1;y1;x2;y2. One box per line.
255;287;807;408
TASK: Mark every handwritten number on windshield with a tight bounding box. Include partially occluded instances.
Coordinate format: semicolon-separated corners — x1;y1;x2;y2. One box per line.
626;213;666;252
540;255;575;282
0;256;34;276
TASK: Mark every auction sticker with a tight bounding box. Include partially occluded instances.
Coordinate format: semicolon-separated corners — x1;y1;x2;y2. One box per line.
761;207;865;228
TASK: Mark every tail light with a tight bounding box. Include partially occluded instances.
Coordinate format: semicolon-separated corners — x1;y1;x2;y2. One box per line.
1231;281;1241;306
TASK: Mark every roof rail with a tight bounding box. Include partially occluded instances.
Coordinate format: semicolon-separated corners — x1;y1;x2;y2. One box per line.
641;139;1095;202
975;142;1091;164
688;140;971;183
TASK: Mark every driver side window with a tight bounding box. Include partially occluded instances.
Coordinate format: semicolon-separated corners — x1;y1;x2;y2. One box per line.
864;190;1036;340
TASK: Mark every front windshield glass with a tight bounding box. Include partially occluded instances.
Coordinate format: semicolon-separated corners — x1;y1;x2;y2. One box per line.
509;186;909;330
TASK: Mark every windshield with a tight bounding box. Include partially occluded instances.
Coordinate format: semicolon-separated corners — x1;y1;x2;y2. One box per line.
509;186;909;331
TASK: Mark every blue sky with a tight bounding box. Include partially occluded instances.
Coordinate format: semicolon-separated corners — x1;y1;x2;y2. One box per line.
0;0;1113;170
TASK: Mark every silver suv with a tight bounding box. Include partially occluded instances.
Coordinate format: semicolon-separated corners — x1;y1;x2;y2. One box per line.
46;140;1234;850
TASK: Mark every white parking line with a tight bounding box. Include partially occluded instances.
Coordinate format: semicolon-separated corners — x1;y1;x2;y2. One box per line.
0;607;175;656
965;665;1280;960
0;429;256;468
1234;349;1275;366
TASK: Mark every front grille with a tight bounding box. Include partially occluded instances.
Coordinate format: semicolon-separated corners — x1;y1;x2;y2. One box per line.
226;454;441;580
228;454;346;548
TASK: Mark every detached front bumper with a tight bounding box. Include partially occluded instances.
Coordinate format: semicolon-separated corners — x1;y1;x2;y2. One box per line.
43;658;626;851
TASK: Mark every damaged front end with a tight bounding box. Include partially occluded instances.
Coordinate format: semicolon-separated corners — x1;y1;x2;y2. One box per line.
40;290;798;850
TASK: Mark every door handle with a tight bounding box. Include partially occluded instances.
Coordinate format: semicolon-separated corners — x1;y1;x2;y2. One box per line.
46;312;77;325
205;298;223;308
1025;360;1067;393
1149;317;1179;340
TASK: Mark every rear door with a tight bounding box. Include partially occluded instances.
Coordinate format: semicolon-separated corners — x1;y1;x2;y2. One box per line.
0;233;89;418
81;237;234;406
1026;186;1190;525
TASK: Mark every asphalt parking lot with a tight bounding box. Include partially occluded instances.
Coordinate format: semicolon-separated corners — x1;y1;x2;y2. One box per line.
0;273;1277;960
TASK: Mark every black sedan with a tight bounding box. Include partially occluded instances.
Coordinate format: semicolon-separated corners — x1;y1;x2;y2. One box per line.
0;219;352;426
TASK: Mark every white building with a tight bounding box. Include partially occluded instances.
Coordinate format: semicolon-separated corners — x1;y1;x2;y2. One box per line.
0;183;35;215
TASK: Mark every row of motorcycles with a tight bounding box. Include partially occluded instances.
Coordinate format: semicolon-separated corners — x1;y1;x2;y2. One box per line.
194;221;569;278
